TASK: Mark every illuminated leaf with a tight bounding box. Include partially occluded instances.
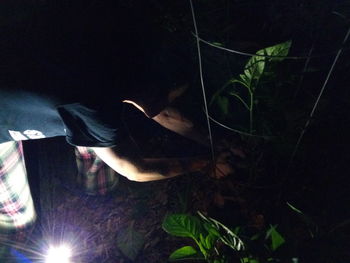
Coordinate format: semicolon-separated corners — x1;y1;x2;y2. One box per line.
205;233;217;249
203;222;220;237
239;41;291;92
162;214;201;239
169;246;203;261
198;211;245;251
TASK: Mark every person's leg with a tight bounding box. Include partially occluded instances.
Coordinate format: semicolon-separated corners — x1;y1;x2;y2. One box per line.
0;141;36;231
75;146;119;196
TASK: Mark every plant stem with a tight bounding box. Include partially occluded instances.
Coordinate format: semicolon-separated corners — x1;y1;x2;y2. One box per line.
193;237;208;260
249;92;254;134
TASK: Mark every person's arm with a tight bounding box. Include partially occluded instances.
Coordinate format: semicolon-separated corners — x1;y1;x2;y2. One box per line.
151;106;209;146
123;84;209;146
91;146;210;182
123;84;188;118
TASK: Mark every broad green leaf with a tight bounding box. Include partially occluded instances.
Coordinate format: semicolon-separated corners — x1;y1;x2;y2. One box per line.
239;55;266;91
265;225;285;251
197;211;245;251
221;234;244;251
116;224;145;261
169;246;202;261
257;41;292;62
199;233;206;248
239;41;291;91
203;222;220;237
205;233;217;249
162;214;201;239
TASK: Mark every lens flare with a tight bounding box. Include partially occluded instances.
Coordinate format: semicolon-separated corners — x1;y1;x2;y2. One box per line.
45;244;72;263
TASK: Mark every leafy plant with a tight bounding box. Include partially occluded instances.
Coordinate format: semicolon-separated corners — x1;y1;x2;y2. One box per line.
211;41;292;136
265;225;286;251
162;212;244;263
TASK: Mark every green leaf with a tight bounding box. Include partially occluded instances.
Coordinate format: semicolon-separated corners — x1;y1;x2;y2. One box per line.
199;233;206;247
162;214;201;239
116;223;145;261
197;212;245;251
205;233;217;249
212;42;223;47
286;202;302;214
169;246;202;261
203;222;220;237
239;55;266;91
239;41;291;92
242;258;259;263
257;41;292;62
265;225;285;251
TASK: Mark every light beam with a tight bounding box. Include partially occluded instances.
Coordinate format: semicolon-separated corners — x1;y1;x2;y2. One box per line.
45;244;72;263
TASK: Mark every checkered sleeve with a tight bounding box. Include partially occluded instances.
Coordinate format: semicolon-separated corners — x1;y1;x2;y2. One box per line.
75;146;119;195
0;141;36;231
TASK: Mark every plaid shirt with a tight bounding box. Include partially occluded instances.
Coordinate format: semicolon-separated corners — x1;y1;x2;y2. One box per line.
75;146;119;196
0;141;36;231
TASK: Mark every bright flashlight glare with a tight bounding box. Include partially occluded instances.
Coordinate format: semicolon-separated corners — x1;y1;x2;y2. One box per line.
45;244;72;263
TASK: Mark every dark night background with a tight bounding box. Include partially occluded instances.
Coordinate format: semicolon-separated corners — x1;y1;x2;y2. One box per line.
1;0;350;262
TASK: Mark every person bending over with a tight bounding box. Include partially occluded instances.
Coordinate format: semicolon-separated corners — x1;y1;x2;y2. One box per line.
0;1;233;243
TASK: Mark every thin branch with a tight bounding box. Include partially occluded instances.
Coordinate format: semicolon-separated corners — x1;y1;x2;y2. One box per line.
189;0;216;171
